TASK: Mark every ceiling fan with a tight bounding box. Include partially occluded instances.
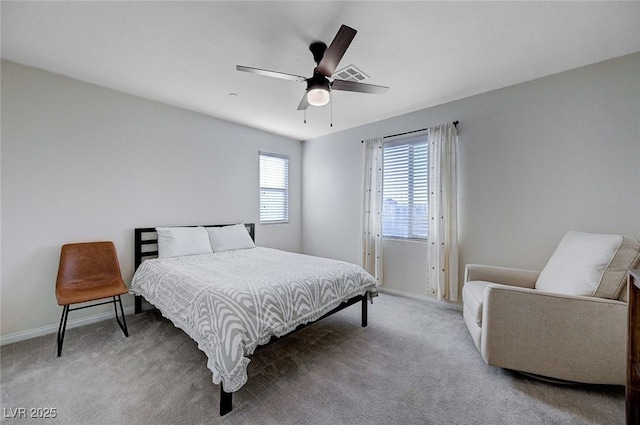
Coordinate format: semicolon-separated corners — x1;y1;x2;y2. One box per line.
237;24;389;110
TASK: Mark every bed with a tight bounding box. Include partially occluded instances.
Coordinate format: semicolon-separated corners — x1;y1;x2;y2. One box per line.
130;223;377;415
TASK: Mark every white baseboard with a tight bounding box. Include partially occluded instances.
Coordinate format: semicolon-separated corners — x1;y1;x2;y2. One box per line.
0;306;136;346
378;286;462;311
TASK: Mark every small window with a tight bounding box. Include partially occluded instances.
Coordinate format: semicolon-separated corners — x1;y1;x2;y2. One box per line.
382;134;429;239
259;152;289;224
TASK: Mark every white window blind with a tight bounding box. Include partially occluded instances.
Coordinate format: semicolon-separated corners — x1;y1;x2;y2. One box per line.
259;152;289;224
382;134;429;239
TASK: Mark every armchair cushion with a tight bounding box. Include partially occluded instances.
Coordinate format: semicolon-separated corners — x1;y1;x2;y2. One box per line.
462;281;486;326
535;231;640;299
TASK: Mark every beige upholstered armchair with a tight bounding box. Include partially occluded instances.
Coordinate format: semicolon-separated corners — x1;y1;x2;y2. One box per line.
463;231;640;385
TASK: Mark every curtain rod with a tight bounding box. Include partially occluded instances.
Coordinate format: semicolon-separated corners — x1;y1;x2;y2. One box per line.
361;120;458;143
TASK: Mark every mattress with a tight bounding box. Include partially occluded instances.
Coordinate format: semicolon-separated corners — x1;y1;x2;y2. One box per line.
130;247;377;392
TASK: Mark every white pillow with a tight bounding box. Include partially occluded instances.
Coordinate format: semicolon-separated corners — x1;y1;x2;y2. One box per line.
535;231;639;298
206;224;255;252
156;226;213;258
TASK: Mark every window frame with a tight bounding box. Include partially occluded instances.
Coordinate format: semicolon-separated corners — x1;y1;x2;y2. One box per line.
381;132;429;241
259;151;289;225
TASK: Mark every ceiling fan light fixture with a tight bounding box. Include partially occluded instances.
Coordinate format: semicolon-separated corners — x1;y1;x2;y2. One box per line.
307;88;330;106
306;75;330;107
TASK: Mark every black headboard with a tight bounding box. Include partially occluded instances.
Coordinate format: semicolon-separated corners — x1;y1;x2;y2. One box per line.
134;223;255;269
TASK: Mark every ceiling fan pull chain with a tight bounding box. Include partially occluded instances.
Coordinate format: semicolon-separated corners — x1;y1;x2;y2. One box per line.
330;93;333;127
304;108;307;124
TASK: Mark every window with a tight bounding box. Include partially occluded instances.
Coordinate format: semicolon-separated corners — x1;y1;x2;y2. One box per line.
259;152;289;224
382;134;429;239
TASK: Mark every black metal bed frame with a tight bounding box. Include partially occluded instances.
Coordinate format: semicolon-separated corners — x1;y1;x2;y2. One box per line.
133;223;256;314
132;223;370;416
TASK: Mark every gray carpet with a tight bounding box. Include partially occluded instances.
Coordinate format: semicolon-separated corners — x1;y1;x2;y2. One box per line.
0;293;624;425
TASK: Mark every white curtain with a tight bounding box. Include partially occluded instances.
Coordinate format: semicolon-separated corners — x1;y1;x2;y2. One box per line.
360;137;384;284
427;123;459;301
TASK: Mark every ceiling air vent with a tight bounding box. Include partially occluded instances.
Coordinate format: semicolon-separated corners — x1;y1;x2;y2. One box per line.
333;65;370;82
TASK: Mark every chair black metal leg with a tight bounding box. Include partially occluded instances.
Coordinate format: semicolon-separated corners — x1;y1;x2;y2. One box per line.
113;296;129;337
56;295;129;358
118;296;129;337
57;305;69;357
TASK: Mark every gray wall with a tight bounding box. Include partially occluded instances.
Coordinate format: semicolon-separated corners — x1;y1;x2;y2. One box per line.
3;52;639;340
1;60;302;339
302;53;640;298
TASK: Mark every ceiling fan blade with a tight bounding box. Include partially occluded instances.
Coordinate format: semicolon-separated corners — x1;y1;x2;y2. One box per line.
331;79;389;95
236;65;307;82
316;25;357;77
297;93;310;110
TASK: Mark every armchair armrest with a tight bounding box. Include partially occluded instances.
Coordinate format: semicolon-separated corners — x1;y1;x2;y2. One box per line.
482;284;627;385
465;264;540;289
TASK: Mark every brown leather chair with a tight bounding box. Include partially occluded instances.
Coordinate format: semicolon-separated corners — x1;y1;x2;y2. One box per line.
55;241;129;356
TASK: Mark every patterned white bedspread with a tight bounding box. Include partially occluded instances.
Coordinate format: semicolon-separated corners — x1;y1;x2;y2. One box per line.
130;247;377;392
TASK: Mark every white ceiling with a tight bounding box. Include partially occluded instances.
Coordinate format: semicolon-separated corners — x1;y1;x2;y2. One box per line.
2;1;640;141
